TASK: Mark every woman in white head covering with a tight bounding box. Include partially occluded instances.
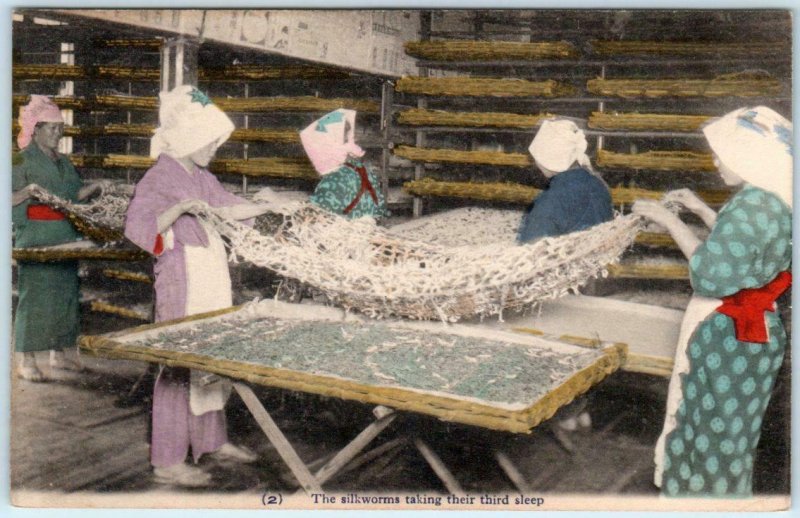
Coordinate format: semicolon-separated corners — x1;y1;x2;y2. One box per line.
12;95;109;381
517;118;614;434
633;106;792;497
517;118;612;243
301;109;387;219
125;85;270;487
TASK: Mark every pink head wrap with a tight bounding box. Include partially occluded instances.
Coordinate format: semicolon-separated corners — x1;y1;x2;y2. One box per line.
299;109;365;176
17;95;64;149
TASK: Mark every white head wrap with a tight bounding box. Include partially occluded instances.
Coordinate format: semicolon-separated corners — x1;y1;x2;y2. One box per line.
149;85;235;159
702;106;793;207
299;109;365;176
529;118;591;174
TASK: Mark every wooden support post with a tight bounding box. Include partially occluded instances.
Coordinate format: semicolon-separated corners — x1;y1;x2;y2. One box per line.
494;450;532;493
232;382;322;494
413;438;463;494
312;407;397;486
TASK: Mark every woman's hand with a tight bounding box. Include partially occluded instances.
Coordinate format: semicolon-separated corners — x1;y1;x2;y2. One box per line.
663;188;717;227
214;203;271;221
12;183;39;206
157;199;210;233
77;179;114;201
632;199;702;260
632;199;679;228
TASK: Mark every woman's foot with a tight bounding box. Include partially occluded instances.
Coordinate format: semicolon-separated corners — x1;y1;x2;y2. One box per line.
557;416;578;432
153;463;212;487
210;443;258;463
49;350;84;372
17;363;46;382
577;411;592;429
17;353;46;382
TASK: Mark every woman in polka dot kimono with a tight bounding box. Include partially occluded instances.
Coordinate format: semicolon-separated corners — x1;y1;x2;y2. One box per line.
633;106;792;497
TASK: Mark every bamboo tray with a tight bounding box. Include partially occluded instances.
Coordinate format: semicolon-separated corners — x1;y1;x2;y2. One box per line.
80;299;627;434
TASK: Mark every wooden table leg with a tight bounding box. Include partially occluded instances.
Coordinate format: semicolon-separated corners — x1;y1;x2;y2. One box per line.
232;382;322;494
413;438;464;493
313;407;397;485
494;450;532;493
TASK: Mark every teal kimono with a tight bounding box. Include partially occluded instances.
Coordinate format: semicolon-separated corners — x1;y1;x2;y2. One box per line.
661;186;792;497
309;158;388;219
12;144;84;352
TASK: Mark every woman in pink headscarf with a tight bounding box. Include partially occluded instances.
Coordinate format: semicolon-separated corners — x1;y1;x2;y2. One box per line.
301;109;387;219
125;85;271;487
12;95;107;381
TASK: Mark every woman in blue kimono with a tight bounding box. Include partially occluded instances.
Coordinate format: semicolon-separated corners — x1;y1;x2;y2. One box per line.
517;118;613;433
633;106;792;497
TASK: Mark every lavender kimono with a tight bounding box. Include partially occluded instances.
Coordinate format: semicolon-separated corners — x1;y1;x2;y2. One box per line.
125;154;249;467
125;154;248;322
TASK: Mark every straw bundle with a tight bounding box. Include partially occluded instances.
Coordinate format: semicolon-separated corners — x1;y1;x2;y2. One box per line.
597;149;716;172
199;65;349;81
213;96;381;113
68;124;299;143
103;269;152;283
394;145;532;167
404;178;539;204
635;232;677;248
398;108;555;128
13;64;86;80
211;157;317;180
607;262;689;280
12;246;149;262
404;40;579;60
396;76;574;97
90;301;150;321
94;66;161;81
12;121;81;137
94;95;158;110
93;38;162;49
71;153;317;180
588;111;713;131
13;95;87;110
404;178;731;206
591;40;785;57
587;74;782;98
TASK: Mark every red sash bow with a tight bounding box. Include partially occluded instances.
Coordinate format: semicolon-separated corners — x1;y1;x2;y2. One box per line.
27;204;65;221
716;271;791;343
342;162;379;215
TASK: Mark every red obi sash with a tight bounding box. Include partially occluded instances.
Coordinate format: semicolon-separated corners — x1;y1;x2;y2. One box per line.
716;271;791;343
27;204;65;221
342;162;379;215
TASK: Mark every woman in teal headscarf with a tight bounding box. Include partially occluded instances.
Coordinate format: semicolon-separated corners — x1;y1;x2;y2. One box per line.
633;106;792;497
12;95;106;381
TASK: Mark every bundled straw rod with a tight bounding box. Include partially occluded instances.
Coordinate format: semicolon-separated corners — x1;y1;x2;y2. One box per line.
404;40;579;60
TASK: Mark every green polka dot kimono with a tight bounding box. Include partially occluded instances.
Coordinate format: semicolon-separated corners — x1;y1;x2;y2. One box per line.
661;186;791;497
309;157;388;219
